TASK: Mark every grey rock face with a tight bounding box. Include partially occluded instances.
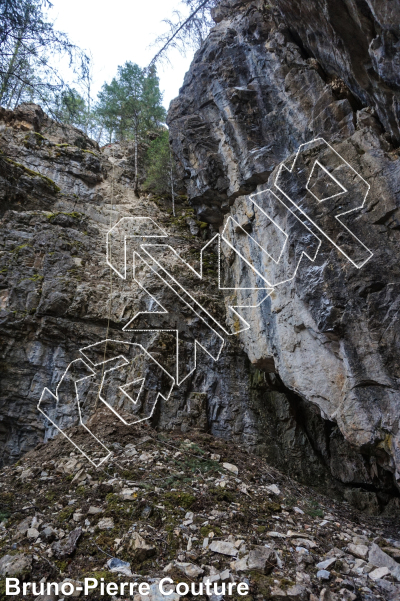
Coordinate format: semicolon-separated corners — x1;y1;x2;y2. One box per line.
0;103;299;475
272;0;400;144
168;1;400;504
0;36;398;516
168;0;359;223
212;0;400;143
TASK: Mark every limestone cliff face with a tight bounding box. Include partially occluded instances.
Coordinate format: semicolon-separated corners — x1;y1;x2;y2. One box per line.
0;103;277;472
0;103;378;508
167;0;400;511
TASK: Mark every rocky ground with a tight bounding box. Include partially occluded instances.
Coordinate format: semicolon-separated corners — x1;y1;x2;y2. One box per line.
0;414;399;601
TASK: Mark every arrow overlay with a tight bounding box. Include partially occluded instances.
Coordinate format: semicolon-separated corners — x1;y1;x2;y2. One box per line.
37;359;111;467
275;137;373;268
80;340;175;425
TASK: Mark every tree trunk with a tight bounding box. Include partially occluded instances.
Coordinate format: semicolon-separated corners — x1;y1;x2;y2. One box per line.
134;134;139;197
0;37;23;104
12;81;24;108
85;78;91;136
0;6;29;104
170;148;176;216
97;126;103;145
6;79;20;108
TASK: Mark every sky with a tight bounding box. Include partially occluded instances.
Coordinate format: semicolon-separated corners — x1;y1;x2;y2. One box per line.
49;0;195;110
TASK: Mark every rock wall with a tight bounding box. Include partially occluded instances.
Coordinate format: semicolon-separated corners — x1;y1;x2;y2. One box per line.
167;0;400;511
272;0;400;144
0;103;313;483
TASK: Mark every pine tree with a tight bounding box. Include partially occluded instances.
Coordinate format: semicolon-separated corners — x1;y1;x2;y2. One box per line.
0;0;89;112
96;62;166;195
52;88;86;128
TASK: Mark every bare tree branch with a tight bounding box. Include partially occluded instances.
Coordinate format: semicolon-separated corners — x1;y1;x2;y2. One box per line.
149;0;218;68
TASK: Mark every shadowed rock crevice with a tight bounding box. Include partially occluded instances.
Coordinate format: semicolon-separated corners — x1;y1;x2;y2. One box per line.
271;0;400;143
254;370;399;512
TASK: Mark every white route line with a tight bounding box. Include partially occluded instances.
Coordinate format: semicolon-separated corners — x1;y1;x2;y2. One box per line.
37;359;111;468
106;216;168;280
307;160;347;202
139;243;257;336
139;231;274;335
275;137;373;269
38;341;175;465
224;188;322;289
79;339;175;426
120;377;145;405
221;215;288;275
123;251;225;384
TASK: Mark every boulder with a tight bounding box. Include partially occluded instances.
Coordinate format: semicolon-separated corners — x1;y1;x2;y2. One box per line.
51;528;82;559
106;557;133;577
270;584;308;599
347;543;369;559
26;527;39;540
176;561;204;578
316;558;336;570
97;518;114;530
209;540;238;557
222;463;238;475
317;570;330;580
13;516;33;539
71;468;87;485
369;543;400;581
230;555;249;572
120;489;138;501
87;506;102;515
369;566;390;581
129;532;156;562
319;590;338;601
265;484;281;496
0;553;32;576
41;526;57;542
247;546;277;574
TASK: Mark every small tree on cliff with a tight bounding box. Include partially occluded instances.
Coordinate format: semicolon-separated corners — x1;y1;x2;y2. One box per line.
96;62;166;195
52;88;86;127
144;129;178;213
